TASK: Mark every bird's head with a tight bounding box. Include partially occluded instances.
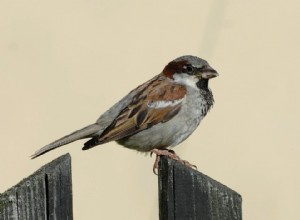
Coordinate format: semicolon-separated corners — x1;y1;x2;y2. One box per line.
163;55;218;89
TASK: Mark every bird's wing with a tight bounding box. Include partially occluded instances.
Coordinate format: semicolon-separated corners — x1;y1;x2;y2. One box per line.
83;77;187;150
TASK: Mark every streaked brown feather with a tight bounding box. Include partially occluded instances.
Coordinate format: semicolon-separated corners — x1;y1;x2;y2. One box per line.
83;75;187;149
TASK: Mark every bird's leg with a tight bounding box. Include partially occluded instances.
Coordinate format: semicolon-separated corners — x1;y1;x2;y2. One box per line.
150;148;197;175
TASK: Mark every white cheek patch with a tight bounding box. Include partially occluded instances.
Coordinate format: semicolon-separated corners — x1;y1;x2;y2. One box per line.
173;73;198;89
147;98;184;109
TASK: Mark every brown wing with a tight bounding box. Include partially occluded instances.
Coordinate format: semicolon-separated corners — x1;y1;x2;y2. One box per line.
83;76;186;150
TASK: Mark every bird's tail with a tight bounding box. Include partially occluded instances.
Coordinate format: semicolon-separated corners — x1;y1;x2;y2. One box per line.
31;124;101;159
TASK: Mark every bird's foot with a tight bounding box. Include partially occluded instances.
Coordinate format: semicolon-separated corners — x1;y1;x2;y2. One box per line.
150;148;197;175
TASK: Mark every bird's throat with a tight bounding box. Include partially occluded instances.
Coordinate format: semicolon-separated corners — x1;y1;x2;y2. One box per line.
196;79;209;90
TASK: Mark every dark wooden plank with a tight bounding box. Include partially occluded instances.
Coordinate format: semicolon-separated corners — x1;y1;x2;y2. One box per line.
0;192;18;220
0;154;73;220
45;154;73;220
158;156;242;220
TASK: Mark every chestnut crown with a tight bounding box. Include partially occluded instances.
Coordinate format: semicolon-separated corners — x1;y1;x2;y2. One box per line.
162;55;218;79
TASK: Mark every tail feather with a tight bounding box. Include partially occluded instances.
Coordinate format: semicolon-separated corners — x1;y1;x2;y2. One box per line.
31;124;101;159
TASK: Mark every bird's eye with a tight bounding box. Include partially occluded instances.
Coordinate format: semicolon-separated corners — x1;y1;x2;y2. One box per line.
185;65;194;74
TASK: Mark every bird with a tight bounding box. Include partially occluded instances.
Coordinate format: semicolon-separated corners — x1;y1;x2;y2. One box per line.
32;55;218;174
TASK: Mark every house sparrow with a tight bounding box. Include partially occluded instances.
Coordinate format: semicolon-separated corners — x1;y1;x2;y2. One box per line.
32;55;218;174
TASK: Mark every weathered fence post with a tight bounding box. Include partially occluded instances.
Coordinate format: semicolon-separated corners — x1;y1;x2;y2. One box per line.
1;153;241;219
0;154;73;220
158;156;242;220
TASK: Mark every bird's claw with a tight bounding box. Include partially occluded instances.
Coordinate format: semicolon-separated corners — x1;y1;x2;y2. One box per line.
150;148;197;175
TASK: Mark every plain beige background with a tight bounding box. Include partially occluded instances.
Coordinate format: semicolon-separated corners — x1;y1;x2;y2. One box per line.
1;0;299;219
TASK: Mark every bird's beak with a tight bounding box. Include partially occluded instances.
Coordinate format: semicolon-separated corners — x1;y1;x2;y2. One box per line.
197;66;219;79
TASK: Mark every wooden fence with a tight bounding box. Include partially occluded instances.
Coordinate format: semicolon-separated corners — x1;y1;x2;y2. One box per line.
0;154;242;220
0;154;72;220
158;157;242;219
